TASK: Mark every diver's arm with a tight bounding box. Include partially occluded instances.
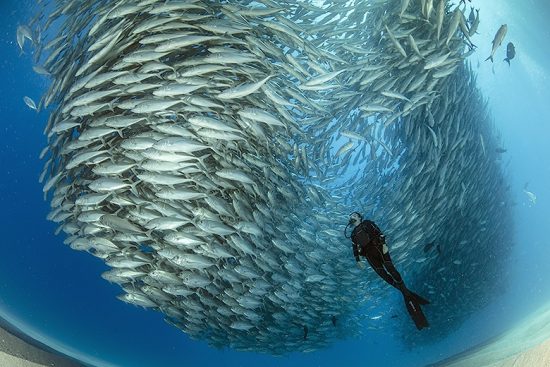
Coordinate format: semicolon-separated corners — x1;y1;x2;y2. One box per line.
352;240;360;262
370;222;389;253
369;221;386;243
352;241;365;269
369;221;383;236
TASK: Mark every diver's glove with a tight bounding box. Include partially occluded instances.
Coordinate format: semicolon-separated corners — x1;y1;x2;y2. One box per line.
356;261;366;270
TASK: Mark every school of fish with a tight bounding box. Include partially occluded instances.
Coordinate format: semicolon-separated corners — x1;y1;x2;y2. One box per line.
22;0;513;353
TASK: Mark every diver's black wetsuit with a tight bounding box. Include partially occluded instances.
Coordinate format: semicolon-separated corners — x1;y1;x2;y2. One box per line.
351;220;404;290
351;219;430;330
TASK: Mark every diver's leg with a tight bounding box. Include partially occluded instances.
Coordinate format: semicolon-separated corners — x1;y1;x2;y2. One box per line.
369;249;406;292
380;251;404;285
369;250;430;329
365;251;402;289
382;251;430;305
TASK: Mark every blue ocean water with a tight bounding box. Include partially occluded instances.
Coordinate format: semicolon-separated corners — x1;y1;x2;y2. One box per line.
0;1;549;366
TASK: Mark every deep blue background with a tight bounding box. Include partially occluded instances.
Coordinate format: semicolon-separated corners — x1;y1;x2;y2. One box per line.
0;1;549;366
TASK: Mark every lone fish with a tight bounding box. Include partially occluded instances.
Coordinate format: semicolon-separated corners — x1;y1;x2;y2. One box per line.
23;96;37;111
523;189;536;205
485;24;507;62
504;42;515;65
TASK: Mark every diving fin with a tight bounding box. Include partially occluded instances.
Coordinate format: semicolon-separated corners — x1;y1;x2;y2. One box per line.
409;291;430;306
403;296;429;330
401;286;430;305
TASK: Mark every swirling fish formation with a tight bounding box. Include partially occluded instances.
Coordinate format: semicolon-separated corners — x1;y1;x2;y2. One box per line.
24;0;512;353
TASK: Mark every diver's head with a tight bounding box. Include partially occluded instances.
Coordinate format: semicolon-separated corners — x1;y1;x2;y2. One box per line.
348;212;363;227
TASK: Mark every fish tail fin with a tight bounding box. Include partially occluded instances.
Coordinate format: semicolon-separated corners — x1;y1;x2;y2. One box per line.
144;228;154;239
485;55;493;62
130;181;140;197
504;58;510;66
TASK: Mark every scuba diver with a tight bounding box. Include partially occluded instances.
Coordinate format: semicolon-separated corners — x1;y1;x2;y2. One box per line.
345;212;430;330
